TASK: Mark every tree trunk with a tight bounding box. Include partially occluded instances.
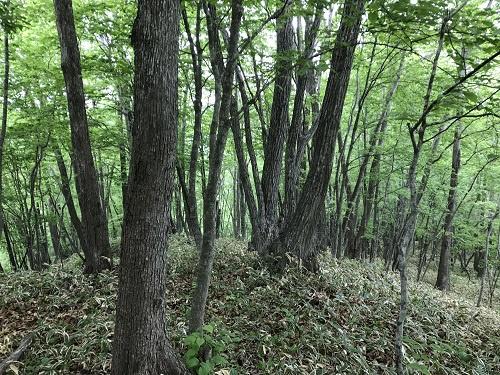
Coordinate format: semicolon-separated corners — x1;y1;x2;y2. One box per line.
436;125;461;290
3;221;18;271
0;32;9;243
48;210;63;260
265;0;365;271
54;146;87;254
260;2;293;247
189;0;243;333
230;96;261;245
111;0;188;374
181;3;203;249
356;55;405;258
239;168;247;239
53;0;110;273
395;16;447;374
284;8;322;219
477;206;499;307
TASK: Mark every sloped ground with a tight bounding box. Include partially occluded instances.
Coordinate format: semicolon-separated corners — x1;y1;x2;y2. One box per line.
1;236;499;374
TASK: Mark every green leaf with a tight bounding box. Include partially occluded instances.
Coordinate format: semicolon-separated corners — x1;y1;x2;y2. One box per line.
186;357;200;369
212;354;227;366
196;336;205;347
463;91;478;103
202;324;214;334
185;348;198;359
197;362;212;375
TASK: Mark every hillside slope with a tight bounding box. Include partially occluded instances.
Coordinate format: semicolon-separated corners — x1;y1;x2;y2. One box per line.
1;237;499;374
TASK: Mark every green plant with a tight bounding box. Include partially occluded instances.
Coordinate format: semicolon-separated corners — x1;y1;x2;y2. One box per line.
184;323;232;375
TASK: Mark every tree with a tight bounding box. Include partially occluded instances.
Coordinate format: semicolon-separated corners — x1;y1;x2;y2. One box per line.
266;0;366;271
53;0;110;273
189;0;244;333
259;0;293;249
0;0;24;263
111;0;188;374
436;125;461;290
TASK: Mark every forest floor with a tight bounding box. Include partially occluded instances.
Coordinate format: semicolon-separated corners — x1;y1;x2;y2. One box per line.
1;236;499;375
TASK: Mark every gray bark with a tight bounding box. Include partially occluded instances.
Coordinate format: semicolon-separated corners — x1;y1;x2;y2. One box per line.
111;0;188;373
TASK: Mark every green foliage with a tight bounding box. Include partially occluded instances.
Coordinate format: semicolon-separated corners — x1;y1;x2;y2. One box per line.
0;0;27;33
184;323;233;375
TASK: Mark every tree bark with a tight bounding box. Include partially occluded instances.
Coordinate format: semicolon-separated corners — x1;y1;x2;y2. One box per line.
111;0;188;374
53;0;111;273
53;146;87;255
436;125;461;290
181;3;203;249
284;8;322;219
189;0;243;333
266;0;365;271
395;16;447;375
477;206;499;307
0;32;9;244
3;221;18;271
260;2;294;246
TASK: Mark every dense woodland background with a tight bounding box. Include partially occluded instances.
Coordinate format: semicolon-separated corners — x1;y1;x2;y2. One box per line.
0;0;499;374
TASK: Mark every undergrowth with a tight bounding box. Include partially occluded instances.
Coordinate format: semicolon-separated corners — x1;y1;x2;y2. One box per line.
0;236;499;374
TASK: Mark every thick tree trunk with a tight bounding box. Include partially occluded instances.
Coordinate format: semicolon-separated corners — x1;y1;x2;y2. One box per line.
111;1;188;374
436;125;461;290
260;3;294;246
266;0;365;271
53;0;111;273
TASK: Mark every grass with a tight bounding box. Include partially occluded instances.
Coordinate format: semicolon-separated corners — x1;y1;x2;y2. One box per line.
0;235;499;374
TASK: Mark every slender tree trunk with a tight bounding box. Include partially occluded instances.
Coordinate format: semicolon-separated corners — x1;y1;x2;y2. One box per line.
356;55;405;257
488;222;500;307
53;0;111;273
48;207;64;260
477;206;499;307
118;120;128;211
111;1;188;373
0;32;9;242
181;3;203;249
284;8;322;219
436;125;462;290
239;168;246;239
54;146;87;253
235;68;264;249
395;16;447;374
189;0;243;333
3;221;18;270
232;166;241;238
230;96;261;245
